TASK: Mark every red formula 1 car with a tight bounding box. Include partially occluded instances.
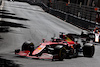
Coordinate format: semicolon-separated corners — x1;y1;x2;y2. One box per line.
15;32;95;61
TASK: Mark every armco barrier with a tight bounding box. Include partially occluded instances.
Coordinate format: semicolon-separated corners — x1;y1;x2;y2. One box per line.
49;8;66;20
48;7;96;30
67;14;96;30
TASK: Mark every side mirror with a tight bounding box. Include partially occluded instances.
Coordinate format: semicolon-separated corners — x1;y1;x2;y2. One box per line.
42;38;45;43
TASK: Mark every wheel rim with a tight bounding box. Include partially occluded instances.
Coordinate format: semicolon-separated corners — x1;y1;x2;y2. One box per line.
59;47;66;60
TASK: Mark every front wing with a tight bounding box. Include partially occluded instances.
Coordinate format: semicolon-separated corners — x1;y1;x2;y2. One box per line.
15;50;53;60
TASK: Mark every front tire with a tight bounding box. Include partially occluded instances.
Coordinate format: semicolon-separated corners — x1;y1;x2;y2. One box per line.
52;45;66;61
22;41;34;51
58;48;66;61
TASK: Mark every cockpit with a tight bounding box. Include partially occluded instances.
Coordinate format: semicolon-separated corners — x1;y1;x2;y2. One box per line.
51;37;62;42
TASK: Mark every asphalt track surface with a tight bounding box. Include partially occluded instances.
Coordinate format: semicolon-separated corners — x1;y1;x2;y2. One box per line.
0;1;100;67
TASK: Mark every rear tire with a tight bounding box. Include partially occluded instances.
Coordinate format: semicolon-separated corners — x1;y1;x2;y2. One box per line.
83;45;95;57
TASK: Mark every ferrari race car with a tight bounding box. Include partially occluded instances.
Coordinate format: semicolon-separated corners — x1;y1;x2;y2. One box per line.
15;32;95;61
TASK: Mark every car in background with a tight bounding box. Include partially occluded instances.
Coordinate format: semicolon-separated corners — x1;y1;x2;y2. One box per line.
81;26;100;43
